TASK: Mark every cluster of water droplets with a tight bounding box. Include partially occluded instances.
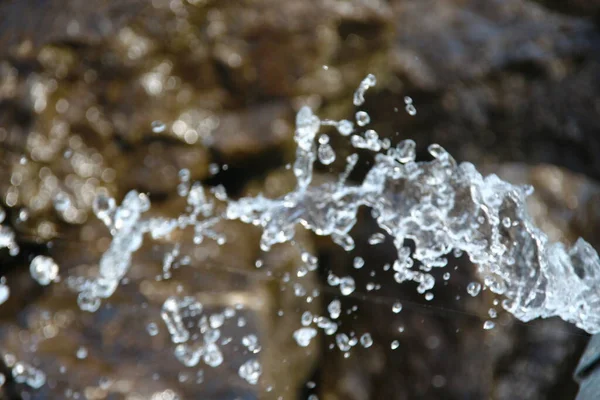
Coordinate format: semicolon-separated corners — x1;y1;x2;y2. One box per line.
2;354;46;390
66;177;223;312
160;296;231;369
225;76;600;334
0;205;19;305
158;295;266;386
65;73;600;362
3;73;600;395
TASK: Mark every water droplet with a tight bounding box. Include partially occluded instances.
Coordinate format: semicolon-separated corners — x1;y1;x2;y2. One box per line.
355;111;371;127
12;362;46;389
368;232;385;245
353;74;376;106
18;209;29;222
318;134;329;145
301;311;313;326
53;192;71;212
146;322;159;336
318;143;336;165
360;333;373;348
151;120;166;133
204;328;220;344
203;343;223;367
178;168;190;182
336;333;351;351
396;140;416;163
77;292;101;313
0;283;9;305
428;144;447;159
293;327;317;347
328;299;341;319
29;255;59;286
353;256;364;269
467;282;482;297
92;194;116;223
242;334;261;353
209;313;225;329
76;346;88;359
209;163;220;175
337;120;354;136
161;297;190;344
175;344;201;367
212;185;228;201
339;276;355;296
392;302;403;313
483;320;495;330
391;340;399;350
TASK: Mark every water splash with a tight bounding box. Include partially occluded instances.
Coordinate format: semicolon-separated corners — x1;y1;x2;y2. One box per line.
353;74;377;106
70;184;221;312
225;76;600;334
5;74;598;394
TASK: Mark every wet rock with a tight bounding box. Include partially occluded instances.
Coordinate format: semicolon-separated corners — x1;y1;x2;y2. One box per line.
531;0;600;18
0;0;145;58
390;0;598;91
371;0;600;182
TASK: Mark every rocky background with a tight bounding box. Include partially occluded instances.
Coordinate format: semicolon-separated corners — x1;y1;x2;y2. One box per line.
0;0;600;399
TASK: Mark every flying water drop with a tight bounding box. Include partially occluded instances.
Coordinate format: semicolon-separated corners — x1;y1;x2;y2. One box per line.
467;282;482;297
368;232;385;245
293;327;317;347
353;74;376;106
339;277;356;296
353;256;365;269
355;111;371;127
29;255;59;286
328;299;341;319
0;283;9;305
483;321;495;330
337;120;354;136
151;120;166;133
360;333;373;348
318;143;336;165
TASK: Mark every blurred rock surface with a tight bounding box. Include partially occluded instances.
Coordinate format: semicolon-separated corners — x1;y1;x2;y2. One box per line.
0;0;599;399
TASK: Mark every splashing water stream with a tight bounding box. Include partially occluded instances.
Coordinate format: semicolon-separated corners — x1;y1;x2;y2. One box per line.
1;75;599;394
